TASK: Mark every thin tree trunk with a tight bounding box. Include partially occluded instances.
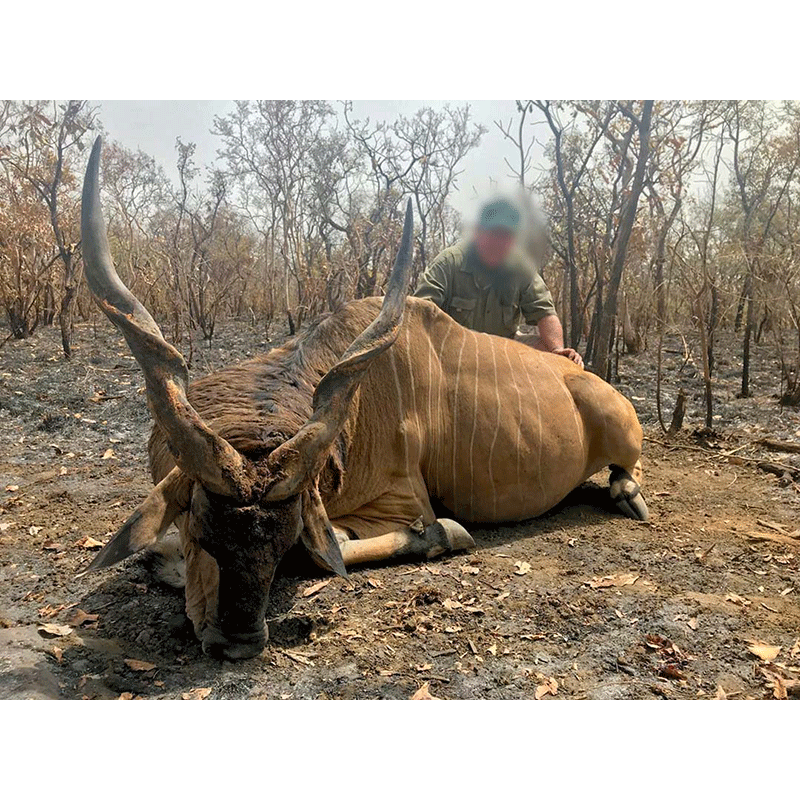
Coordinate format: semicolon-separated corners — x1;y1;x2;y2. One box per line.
58;255;78;359
593;101;654;381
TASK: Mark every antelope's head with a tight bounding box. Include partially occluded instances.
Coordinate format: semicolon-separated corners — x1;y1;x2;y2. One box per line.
79;137;413;659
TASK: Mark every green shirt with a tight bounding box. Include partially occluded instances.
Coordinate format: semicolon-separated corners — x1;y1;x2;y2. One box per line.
413;241;557;338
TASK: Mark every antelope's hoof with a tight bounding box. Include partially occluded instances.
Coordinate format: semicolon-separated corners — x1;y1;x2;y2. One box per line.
610;471;649;521
424;519;475;559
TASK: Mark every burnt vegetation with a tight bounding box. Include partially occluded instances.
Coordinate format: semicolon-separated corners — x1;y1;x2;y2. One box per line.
2;101;800;699
2;100;800;419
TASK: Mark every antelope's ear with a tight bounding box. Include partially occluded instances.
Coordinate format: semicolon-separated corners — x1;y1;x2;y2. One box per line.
77;468;192;575
300;486;348;579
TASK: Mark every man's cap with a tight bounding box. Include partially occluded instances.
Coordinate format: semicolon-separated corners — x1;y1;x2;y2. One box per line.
479;198;521;232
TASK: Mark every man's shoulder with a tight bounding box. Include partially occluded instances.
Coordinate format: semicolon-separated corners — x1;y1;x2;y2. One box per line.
505;247;541;284
431;240;469;270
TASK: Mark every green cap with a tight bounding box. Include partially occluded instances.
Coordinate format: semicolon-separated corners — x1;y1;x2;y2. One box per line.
479;198;521;232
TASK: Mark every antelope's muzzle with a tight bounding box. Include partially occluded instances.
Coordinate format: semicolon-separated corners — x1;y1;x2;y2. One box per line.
201;622;269;660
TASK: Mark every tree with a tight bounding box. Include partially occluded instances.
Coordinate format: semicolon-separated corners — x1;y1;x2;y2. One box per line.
591;101;653;381
342;103;484;293
530;100;614;347
213;101;339;333
728;101;800;397
0;100;96;357
0;104;60;339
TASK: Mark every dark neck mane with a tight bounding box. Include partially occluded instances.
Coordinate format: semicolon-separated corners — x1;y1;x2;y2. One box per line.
197;299;381;478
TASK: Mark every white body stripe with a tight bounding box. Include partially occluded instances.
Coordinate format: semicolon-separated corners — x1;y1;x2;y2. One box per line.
503;340;524;507
487;341;500;517
389;346;416;503
468;331;480;518
452;329;467;515
540;358;584;450
434;325;453;496
516;348;546;503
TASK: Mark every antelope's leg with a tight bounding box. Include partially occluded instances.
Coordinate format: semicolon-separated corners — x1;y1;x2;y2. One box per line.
180;514;220;638
334;519;475;567
610;460;648;521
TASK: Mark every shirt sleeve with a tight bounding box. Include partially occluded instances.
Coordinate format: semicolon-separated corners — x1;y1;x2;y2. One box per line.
520;268;557;325
413;251;452;308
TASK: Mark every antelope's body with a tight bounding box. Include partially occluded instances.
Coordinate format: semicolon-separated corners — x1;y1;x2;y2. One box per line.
80;137;648;660
152;297;642;533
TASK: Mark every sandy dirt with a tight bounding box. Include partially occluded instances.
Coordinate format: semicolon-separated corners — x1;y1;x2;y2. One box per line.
1;321;798;700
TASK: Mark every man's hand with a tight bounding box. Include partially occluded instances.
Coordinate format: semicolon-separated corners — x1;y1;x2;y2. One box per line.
519;316;584;368
552;347;584;368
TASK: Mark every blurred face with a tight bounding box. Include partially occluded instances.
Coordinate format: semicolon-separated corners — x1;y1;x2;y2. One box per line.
474;227;516;268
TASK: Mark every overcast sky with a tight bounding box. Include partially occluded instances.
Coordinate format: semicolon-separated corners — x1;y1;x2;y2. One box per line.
95;100;545;221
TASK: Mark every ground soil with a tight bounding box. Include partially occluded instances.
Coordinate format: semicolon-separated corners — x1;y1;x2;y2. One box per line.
1;320;798;700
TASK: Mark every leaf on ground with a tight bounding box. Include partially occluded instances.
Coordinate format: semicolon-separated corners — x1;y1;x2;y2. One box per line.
66;609;98;627
748;642;781;662
5;485;19;492
514;560;531;576
442;598;463;611
687;618;699;631
124;658;157;672
588;573;639;589
487;644;498;656
181;687;212;700
335;629;364;641
284;650;315;666
102;448;115;460
773;677;788;700
118;692;135;700
645;633;673;651
51;646;63;663
74;535;104;550
460;565;480;575
725;593;751;607
715;684;728;700
496;591;510;601
302;579;332;597
660;664;687;681
38;603;68;618
534;674;558;700
410;681;439;700
38;623;73;638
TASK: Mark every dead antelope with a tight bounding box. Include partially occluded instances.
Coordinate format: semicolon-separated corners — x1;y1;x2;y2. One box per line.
80;137;648;660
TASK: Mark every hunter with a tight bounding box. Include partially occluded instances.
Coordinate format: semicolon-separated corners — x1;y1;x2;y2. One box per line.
414;198;583;367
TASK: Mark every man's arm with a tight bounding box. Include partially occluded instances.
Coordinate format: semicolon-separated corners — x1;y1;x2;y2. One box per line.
413;253;452;309
518;271;584;367
532;313;564;351
532;315;583;367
